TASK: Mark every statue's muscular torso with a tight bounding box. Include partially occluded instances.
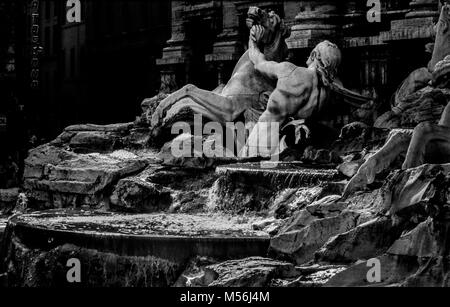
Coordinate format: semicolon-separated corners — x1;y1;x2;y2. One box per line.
240;61;330;158
256;61;329;124
241;27;333;158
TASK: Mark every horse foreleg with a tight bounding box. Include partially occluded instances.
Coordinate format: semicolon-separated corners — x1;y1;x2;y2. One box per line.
343;129;413;196
151;85;245;128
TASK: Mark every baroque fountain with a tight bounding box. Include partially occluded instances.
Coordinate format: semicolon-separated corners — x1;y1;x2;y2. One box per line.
2;4;450;287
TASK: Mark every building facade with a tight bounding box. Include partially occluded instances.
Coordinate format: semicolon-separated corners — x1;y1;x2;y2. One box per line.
0;0;27;186
21;0;171;139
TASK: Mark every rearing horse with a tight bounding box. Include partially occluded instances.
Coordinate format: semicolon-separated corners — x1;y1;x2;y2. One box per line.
151;7;291;138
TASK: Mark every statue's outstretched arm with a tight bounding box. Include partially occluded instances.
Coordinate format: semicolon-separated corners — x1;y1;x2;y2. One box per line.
249;25;295;81
249;25;282;80
248;26;266;66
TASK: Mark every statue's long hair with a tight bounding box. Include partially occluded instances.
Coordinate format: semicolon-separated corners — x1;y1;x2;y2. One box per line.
308;40;342;87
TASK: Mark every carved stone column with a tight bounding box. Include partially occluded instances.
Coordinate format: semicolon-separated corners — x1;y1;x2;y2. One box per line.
406;0;439;18
156;1;192;93
205;1;242;87
380;0;437;44
287;1;343;50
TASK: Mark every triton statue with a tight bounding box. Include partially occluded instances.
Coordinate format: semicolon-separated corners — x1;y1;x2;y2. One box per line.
240;25;372;157
151;6;372;157
150;7;291;140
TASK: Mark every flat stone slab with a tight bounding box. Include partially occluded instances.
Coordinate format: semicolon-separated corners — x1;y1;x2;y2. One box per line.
7;210;270;263
14;210;268;237
216;162;340;188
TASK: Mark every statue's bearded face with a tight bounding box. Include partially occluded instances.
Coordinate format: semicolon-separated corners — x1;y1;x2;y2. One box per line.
246;7;283;45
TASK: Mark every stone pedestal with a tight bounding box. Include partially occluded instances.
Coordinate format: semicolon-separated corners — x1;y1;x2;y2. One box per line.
406;0;439;18
156;1;192;93
205;1;243;87
287;1;342;50
381;0;438;42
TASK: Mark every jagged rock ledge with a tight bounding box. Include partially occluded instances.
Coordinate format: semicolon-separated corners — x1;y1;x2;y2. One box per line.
0;210;270;287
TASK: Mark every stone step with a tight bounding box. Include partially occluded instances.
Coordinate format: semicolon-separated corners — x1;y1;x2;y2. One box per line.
5;210;269;263
216;162;341;189
0;210;271;286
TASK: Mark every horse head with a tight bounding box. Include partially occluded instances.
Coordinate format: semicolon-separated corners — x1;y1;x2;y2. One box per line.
246;7;290;62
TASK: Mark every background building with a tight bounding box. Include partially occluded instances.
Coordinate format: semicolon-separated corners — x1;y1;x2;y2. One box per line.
0;1;26;187
0;0;171;184
41;0;171;137
20;0;171;141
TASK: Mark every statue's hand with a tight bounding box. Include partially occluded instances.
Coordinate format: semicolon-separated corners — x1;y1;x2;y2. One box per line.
249;25;266;65
250;25;265;44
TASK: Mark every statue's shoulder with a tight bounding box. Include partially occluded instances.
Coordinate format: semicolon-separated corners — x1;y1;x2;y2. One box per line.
276;61;299;78
289;66;315;82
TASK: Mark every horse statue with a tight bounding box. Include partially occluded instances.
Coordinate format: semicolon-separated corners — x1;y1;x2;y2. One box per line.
150;7;291;141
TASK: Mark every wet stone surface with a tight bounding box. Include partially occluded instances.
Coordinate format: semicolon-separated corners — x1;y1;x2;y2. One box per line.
1;210;272;286
216;162;341;189
11;210;269;238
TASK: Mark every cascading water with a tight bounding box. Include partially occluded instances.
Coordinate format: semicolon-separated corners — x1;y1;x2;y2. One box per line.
209;162;342;213
216;162;340;189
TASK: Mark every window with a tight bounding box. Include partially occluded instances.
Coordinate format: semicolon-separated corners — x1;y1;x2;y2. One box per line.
141;2;149;29
106;2;114;35
44;71;50;96
70;48;75;78
94;1;103;36
54;1;58;17
52;25;59;55
61;49;66;78
122;2;131;33
45;27;50;55
80;45;85;75
45;0;51;20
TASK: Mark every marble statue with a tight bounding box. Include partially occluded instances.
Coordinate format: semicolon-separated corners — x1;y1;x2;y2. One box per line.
150;7;291;139
240;25;372;158
239;25;342;157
